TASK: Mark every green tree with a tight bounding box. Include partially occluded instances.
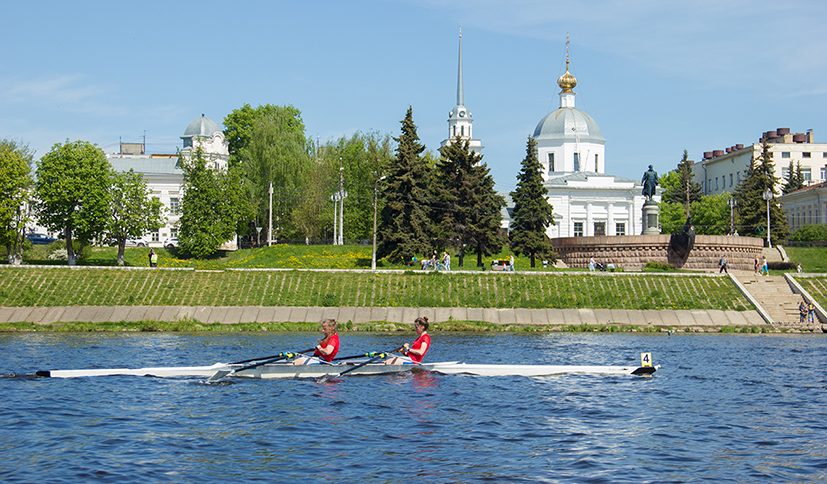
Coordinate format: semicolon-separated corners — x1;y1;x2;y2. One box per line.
691;193;731;235
434;137;505;267
179;147;252;258
223;104;305;167
108;169;165;265
236;106;311;240
300;132;394;242
508;136;556;268
34;140;112;265
0;138;34;264
782;160;805;194
377;107;433;264
661;150;703;212
733;141;789;242
658;200;687;234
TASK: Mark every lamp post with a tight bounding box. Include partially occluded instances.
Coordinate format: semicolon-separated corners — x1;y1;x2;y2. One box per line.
268;182;273;246
338;165;344;246
727;197;737;235
372;175;386;270
763;188;773;248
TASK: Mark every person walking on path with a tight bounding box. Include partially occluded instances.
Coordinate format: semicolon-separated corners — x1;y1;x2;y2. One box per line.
808;301;816;323
589;257;596;272
761;256;769;276
443;251;451;271
799;300;808;323
509;254;515;272
718;254;728;274
797;263;802;273
754;255;759;276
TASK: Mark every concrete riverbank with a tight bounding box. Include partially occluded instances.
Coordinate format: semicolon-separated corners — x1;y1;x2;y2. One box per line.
2;305;812;332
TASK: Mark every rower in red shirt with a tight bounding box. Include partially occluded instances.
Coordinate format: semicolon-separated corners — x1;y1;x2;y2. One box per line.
403;316;430;364
313;318;339;362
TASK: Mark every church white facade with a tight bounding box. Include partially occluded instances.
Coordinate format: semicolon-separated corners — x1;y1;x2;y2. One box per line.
505;47;655;238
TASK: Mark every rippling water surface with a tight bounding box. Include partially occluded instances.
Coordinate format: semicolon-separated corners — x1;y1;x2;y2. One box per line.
2;331;826;483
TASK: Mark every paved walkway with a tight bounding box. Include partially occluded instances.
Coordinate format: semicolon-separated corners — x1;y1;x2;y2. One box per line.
0;305;768;329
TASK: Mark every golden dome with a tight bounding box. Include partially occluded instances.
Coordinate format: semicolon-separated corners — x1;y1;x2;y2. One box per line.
557;60;577;93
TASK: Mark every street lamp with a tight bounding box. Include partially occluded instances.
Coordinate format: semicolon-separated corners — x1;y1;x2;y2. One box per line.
763;188;773;248
727;197;737;235
372;175;386;270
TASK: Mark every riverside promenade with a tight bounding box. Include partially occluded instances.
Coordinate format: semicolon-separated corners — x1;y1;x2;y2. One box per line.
0;305;767;331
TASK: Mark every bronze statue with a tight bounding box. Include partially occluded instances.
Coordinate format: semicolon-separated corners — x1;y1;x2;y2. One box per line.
670;217;695;259
642;165;659;200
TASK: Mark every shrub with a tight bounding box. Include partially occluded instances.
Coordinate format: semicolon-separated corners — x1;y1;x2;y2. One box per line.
767;261;795;270
789;224;827;242
644;261;676;271
46;239;92;261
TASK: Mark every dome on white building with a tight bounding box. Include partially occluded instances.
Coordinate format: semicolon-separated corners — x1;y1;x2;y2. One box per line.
533;108;605;144
181;114;223;147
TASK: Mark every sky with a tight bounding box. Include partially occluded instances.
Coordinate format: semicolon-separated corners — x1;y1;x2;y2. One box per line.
2;0;827;194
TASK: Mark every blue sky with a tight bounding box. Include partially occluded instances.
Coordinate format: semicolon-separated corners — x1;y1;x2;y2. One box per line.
2;0;826;193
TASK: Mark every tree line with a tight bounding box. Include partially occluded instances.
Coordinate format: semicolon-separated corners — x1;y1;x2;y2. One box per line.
1;103;558;265
658;142;792;243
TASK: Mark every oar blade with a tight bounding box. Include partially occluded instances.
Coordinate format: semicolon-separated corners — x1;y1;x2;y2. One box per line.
206;369;233;383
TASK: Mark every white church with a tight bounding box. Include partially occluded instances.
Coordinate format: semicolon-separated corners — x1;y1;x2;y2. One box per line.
444;34;655;239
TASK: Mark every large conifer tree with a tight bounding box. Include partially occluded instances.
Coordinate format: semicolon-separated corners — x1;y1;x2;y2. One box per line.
662;149;703;212
377;107;433;264
782;160;805;194
434;137;505;267
733;141;789;243
509;136;556;267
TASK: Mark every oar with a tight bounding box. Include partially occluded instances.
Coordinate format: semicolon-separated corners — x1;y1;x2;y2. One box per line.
230;345;321;365
317;346;404;382
332;351;382;361
207;347;315;383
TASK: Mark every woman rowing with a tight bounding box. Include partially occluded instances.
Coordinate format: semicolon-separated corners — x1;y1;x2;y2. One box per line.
403;316;430;363
314;318;339;362
293;318;339;364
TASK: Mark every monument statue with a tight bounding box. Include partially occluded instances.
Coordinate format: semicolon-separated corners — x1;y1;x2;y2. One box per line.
641;165;659;200
669;217;696;259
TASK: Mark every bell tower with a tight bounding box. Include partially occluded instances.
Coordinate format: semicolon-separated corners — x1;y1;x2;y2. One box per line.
441;24;483;153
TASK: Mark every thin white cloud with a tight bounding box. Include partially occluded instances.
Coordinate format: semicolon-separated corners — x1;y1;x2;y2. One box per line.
410;0;827;91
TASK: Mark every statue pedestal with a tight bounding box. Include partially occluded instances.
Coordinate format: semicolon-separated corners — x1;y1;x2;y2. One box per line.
642;200;660;235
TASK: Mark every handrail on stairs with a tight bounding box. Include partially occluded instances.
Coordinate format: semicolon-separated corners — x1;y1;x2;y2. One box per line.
784;273;826;324
728;273;774;325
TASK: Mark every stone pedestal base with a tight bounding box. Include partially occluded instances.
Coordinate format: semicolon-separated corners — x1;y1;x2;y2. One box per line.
642;200;660;235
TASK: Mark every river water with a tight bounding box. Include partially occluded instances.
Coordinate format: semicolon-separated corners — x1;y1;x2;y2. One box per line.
2;331;826;483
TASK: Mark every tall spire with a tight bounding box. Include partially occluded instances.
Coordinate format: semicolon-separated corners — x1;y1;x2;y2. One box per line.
557;32;577;94
457;23;464;106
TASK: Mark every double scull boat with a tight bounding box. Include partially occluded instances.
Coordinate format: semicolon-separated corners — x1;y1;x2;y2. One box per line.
35;352;657;380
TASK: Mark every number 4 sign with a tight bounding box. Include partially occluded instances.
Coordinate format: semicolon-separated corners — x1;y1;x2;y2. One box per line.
640;352;652;367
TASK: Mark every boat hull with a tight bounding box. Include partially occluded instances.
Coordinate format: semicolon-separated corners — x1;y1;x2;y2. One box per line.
35;361;655;379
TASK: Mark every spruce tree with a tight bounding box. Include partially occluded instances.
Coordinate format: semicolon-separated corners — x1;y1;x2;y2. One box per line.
434;137;505;267
662;149;703;212
782;160;805;194
733;141;790;243
377;107;433;264
509;136;556;268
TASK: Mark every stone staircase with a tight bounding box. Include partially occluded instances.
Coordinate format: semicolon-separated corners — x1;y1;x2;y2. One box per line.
738;272;803;324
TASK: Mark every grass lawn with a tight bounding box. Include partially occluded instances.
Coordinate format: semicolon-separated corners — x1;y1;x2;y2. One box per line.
13;243;579;272
783;247;827;273
0;267;753;311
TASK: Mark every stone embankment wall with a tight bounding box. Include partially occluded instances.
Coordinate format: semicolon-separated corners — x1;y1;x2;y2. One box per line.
551;235;764;271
